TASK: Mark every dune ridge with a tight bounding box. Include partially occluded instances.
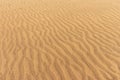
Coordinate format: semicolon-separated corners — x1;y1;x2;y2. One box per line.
0;0;120;80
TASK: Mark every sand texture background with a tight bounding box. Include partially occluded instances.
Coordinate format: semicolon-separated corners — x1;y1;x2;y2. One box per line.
0;0;120;80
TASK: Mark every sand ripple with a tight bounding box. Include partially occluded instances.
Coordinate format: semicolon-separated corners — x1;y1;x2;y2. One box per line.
0;0;120;80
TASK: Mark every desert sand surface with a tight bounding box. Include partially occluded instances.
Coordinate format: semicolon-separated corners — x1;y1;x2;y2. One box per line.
0;0;120;80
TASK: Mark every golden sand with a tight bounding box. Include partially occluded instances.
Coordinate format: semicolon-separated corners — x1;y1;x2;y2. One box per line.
0;0;120;80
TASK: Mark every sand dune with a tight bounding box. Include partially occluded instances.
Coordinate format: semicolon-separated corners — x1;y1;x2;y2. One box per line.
0;0;120;80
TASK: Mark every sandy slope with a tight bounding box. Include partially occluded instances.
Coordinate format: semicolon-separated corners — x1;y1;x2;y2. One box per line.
0;0;120;80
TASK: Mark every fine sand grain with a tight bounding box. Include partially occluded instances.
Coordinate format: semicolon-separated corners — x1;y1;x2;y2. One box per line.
0;0;120;80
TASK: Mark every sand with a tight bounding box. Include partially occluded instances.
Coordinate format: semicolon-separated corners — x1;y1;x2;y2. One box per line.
0;0;120;80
